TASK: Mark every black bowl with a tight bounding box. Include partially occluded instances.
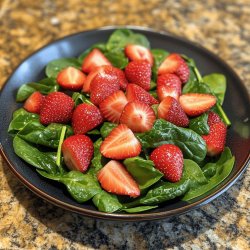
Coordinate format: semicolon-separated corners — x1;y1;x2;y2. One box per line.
0;26;249;221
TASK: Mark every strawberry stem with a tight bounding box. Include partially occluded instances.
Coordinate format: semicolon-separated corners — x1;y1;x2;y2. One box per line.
56;126;67;172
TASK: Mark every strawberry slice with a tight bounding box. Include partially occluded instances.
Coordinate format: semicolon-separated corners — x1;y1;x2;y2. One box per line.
24;91;44;114
157;96;189;127
125;60;152;91
62;135;94;172
125;44;154;66
120;101;156;133
100;124;141;159
81;48;111;73
126;83;159;106
97;160;140;198
56;66;86;91
99;90;128;123
179;93;217;117
157;73;182;101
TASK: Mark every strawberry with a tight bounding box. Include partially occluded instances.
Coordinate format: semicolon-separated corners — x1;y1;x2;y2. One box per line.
157;96;189;127
40;92;74;125
156;73;182;101
62;135;93;172
114;67;128;91
120;101;156;133
126;83;159;106
97;160;140;198
158;53;190;83
99;90;128;123
100;124;141;159
56;66;86;91
81;48;111;73
150;144;184;182
179;93;217;117
72;103;103;134
202;121;227;156
207;111;222;127
125;44;154;66
125;60;152;91
23;91;44;114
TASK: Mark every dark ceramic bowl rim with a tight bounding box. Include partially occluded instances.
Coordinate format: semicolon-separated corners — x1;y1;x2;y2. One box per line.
0;26;249;221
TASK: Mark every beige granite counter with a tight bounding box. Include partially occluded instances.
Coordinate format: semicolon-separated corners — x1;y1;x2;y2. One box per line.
0;0;249;249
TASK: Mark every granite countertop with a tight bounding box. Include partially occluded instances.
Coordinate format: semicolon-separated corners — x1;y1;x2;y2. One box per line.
0;0;249;249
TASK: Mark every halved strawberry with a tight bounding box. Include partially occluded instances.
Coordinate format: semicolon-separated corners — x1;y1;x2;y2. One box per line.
125;60;151;91
62;135;93;172
179;93;217;117
157;96;189;127
100;124;141;159
97;160;140;198
125;44;154;66
82;48;111;73
120;101;156;133
126;84;159;106
99;90;128;123
24;91;44;114
56;66;86;91
156;73;182;101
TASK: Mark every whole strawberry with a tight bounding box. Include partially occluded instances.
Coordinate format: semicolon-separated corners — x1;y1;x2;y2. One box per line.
150;144;184;182
40;92;74;125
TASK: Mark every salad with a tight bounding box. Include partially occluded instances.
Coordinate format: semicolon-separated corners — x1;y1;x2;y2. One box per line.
8;29;235;213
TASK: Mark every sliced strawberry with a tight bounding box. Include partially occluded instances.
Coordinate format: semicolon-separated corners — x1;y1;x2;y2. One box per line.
82;48;111;73
179;93;217;117
72;103;103;134
202;121;227;156
99;90;128;123
62;135;93;172
125;60;151;91
207;111;222;127
97;160;140;198
157;96;189;127
156;73;182;101
150;144;184;182
120;101;156;133
40;92;74;125
100;124;141;160
125;44;154;66
126;83;159;106
24;91;44;114
56;66;86;91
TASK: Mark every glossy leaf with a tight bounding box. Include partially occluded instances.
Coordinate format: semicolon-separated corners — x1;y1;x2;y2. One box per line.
189;113;209;135
100;122;118;139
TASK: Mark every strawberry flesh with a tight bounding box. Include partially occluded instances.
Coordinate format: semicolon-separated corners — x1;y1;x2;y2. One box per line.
24;91;44;114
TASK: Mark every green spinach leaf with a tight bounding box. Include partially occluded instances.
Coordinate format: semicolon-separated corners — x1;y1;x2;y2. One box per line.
72;92;92;106
189;113;209;135
151;49;169;80
122;205;158;213
89;138;104;174
104;49;129;69
100;122;117;139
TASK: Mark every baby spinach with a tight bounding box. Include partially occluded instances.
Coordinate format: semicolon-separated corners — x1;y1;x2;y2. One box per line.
100;122;117;138
122;205;158;213
104;49;129;69
123;157;163;190
56;126;67;171
151;49;169;80
72;92;92;106
89;138;104;174
136;119;207;163
189;113;209;135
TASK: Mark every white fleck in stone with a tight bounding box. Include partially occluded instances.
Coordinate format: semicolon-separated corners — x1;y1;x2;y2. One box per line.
50;17;60;25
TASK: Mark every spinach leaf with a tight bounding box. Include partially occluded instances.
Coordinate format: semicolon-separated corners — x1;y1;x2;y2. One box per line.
100;122;117;139
189;113;209;135
72;92;92;106
89;138;104;174
13;136;58;174
136;119;207;163
122;205;158;213
93;190;122;213
45;58;81;78
56;126;67;172
123;157;163;190
87;129;101;135
104;49;129;69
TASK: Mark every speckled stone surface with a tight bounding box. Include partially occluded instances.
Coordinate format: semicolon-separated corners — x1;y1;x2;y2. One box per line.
0;0;249;249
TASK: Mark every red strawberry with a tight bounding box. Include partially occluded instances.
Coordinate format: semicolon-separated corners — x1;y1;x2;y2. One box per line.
158;53;190;83
150;144;184;182
100;124;141;160
24;91;44;114
126;83;159;106
40;92;74;125
97;160;140;198
72;103;103;134
207;111;222;127
157;73;182;101
62;135;93;172
56;66;86;91
82;48;111;73
114;67;128;91
125;60;152;91
99;90;128;123
179;93;217;117
202;121;227;156
157;96;189;127
120;101;156;133
125;44;154;66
